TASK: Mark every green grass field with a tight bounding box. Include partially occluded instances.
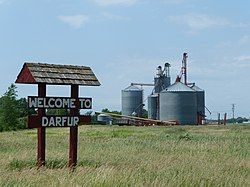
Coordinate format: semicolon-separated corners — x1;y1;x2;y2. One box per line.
0;125;249;186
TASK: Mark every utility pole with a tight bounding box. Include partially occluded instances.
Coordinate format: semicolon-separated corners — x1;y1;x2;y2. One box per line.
232;104;236;124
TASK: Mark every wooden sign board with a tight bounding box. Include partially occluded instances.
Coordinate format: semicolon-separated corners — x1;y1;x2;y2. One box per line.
28;115;91;128
27;96;92;128
28;96;92;109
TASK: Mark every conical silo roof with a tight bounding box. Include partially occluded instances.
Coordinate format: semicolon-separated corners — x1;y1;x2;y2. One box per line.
123;85;142;91
162;82;195;92
191;85;204;92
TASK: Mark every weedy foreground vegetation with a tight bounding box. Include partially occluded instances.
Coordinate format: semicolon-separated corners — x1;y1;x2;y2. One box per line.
0;125;249;186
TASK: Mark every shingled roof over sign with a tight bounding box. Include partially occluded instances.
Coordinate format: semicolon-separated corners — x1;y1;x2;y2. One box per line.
15;63;101;86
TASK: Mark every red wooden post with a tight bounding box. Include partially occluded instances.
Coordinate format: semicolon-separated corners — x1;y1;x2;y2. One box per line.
37;83;46;168
223;113;227;125
218;113;221;125
69;85;79;169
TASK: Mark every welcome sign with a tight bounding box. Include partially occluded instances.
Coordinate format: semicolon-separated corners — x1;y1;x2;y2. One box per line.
15;62;100;169
28;96;92;128
28;96;92;109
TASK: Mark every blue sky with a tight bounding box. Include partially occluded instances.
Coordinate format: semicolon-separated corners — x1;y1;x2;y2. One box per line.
0;0;249;119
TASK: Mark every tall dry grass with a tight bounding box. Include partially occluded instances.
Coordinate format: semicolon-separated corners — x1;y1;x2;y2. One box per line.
0;125;249;186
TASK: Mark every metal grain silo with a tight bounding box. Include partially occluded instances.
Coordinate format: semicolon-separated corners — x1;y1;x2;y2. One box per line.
154;64;171;94
122;85;143;117
148;94;158;120
154;77;163;93
191;85;205;124
154;76;171;93
159;82;197;125
163;77;171;88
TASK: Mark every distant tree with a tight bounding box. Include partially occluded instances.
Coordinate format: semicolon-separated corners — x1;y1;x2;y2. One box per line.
17;98;36;117
111;110;122;115
227;117;249;124
0;84;37;131
0;84;20;131
101;108;110;113
236;117;242;123
236;117;245;124
142;109;148;118
242;117;249;122
101;108;121;115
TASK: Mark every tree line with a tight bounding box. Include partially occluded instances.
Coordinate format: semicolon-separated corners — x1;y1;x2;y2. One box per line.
0;84;35;131
0;84;71;132
0;84;148;131
1;84;248;132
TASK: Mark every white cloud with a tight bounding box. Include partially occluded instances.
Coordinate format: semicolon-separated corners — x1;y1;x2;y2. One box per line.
233;22;250;28
0;0;6;5
58;15;89;29
93;0;199;6
211;55;250;69
168;13;250;34
101;12;130;21
161;0;196;4
215;35;250;49
234;55;250;62
238;35;250;45
0;0;12;5
168;14;229;33
93;0;138;6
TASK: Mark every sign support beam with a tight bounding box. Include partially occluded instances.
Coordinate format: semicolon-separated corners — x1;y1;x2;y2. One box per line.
37;83;46;168
69;85;79;169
